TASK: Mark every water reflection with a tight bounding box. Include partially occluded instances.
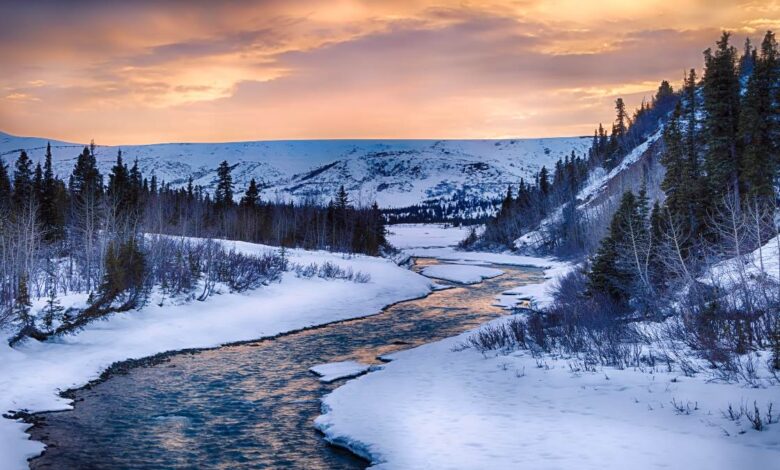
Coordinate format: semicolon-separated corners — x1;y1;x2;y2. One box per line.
29;259;544;469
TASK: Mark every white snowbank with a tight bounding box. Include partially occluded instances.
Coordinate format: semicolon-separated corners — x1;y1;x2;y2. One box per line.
420;264;504;284
0;240;433;470
310;361;374;383
316;317;780;469
387;224;475;250
404;247;557;268
707;235;780;285
495;262;573;310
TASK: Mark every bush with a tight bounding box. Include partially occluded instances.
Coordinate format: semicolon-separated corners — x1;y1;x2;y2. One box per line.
292;261;371;283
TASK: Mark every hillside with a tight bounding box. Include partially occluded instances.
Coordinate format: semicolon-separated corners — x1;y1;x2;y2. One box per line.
0;132;590;211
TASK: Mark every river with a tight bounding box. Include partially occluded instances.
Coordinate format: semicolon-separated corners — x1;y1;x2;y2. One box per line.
28;258;544;469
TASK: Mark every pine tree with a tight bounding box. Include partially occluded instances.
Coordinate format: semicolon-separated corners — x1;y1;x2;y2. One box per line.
588;191;644;304
0;158;11;212
69;146;103;198
39;142;66;241
702;32;742;201
12;150;34;210
739;31;778;201
660;105;687;217
538;167;550;196
214;160;234;208
240;178;260;207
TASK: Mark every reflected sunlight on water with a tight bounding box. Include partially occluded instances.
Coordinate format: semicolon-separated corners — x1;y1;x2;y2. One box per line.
29;259;544;469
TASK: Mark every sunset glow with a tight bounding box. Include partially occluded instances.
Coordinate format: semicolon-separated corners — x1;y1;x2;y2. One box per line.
1;0;777;144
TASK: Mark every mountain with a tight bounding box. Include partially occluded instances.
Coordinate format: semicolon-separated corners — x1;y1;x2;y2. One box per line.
0;131;590;211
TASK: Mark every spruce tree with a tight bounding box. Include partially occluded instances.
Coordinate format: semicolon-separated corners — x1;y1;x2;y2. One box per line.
215;160;234;207
739;31;778;201
39;142;66;241
0;158;11;213
588;191;640;303
702;32;742;201
12;150;34;210
660;105;687;219
240;178;260;207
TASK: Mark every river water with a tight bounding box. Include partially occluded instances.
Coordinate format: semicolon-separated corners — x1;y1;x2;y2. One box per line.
28;258;544;469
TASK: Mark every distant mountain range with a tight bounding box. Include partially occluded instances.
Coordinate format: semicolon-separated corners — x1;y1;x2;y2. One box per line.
0;131;590;210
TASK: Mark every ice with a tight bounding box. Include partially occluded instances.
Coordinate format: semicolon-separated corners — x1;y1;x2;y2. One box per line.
420;264;503;284
310;361;373;383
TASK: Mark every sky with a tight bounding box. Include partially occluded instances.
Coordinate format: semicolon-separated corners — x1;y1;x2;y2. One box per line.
0;0;778;145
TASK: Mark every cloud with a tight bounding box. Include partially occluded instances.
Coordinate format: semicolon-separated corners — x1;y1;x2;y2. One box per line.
0;1;773;143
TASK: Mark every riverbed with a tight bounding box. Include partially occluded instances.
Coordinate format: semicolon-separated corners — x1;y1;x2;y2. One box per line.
28;259;544;469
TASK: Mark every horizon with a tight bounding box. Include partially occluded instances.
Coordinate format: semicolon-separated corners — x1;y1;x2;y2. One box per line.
0;128;590;148
1;1;777;144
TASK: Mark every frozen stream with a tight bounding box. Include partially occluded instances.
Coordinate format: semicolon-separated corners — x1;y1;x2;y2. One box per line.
28;259;544;469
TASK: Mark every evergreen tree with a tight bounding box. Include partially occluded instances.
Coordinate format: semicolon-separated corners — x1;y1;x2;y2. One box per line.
12;151;34;210
0;158;11;213
215;160;234;207
660;105;688;218
240;178;260;207
69;146;103;199
39;142;66;241
588;191;645;304
739;30;778;201
538;166;550;196
702;32;742;201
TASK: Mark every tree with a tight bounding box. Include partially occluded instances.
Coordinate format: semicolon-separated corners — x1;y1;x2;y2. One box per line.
538;166;550;196
588;190;653;309
739;31;778;201
12;151;34;210
69;145;103;291
38;143;67;242
214;160;234;208
240;178;260;208
0;158;10;213
702;32;742;201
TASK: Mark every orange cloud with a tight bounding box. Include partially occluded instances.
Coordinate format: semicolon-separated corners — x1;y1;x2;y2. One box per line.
0;1;775;144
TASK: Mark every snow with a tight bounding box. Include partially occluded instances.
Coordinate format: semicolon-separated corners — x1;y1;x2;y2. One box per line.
494;262;573;310
576;129;662;206
386;224;474;250
707;235;780;285
0;131;591;209
0;240;434;470
420;264;504;284
316;317;780;469
310;361;374;383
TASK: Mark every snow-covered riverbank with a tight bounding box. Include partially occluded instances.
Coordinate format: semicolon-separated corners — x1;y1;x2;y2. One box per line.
0;239;434;470
318;224;780;469
316;317;780;469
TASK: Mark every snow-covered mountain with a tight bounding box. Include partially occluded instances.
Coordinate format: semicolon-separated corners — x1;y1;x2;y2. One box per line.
0;131;590;209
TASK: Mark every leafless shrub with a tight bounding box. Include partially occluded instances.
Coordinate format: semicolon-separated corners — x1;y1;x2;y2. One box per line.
292;261;371;283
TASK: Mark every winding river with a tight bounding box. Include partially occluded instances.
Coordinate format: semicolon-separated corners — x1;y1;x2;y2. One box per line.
28;258;544;469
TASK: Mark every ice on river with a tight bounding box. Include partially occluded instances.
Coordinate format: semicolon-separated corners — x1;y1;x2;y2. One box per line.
310;361;374;383
420;264;503;284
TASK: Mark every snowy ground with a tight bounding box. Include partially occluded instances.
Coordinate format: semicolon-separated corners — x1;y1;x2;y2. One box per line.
316;319;780;469
310;361;374;383
420;264;504;285
317;225;780;469
0;240;434;470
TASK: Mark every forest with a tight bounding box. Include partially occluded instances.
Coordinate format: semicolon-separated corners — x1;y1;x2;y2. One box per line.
0;146;386;342
474;31;780;376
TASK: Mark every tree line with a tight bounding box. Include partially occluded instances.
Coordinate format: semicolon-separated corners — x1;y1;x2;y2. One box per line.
579;31;780;371
0;145;387;341
476;76;679;254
